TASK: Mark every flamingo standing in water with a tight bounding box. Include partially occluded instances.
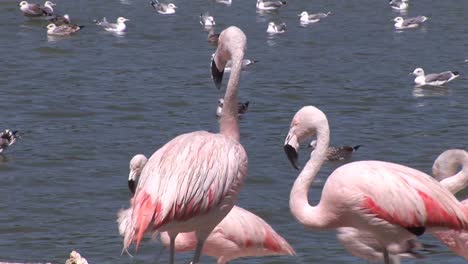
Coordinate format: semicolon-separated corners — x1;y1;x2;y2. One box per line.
117;26;249;264
283;106;468;263
121;154;295;264
431;149;468;259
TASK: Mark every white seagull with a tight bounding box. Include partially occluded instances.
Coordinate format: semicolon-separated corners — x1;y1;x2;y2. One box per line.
266;22;286;34
150;0;177;14
94;17;130;32
410;68;460;87
298;11;332;24
393;16;427;29
256;0;286;11
389;0;409;10
200;12;215;27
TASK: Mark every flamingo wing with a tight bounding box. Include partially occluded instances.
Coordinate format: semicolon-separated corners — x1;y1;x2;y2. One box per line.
335;161;468;233
128;131;247;248
210;206;295;256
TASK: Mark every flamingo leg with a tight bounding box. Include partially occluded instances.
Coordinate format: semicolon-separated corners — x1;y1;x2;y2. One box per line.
169;234;177;264
383;248;390;264
190;238;206;264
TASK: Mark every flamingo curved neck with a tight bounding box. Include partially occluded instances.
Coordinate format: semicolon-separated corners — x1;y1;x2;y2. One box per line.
220;52;243;141
436;150;468;194
289;122;332;228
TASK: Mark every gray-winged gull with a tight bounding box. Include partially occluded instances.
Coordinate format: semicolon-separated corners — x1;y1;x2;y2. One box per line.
393;16;427;29
256;0;286;11
94;17;130;32
150;0;177;14
389;0;408;10
46;23;83;36
18;1;54;17
299;11;331;24
216;99;249;118
266;22;286;34
310;140;361;161
410;68;459;86
200;12;215;27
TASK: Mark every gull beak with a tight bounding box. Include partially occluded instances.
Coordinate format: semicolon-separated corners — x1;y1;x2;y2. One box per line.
409;72;414;76
211;54;224;90
128;171;137;194
284;130;300;170
125;19;130;22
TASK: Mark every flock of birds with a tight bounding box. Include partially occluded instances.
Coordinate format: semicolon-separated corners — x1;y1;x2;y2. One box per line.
9;0;467;264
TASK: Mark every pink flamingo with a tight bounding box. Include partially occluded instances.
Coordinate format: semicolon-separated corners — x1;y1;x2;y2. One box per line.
122;154;295;264
431;149;468;259
283;106;468;264
117;26;249;264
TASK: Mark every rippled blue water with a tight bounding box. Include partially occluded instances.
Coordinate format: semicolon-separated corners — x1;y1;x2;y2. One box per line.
0;0;467;263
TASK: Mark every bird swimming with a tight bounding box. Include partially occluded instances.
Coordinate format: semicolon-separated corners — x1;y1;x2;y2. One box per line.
411;68;459;86
94;17;130;32
393;16;427;29
200;12;215;27
216;98;249;117
18;1;54;17
150;0;177;15
309;140;361;161
389;0;409;10
256;0;286;11
46;23;83;36
266;22;286;34
0;129;20;154
298;11;331;24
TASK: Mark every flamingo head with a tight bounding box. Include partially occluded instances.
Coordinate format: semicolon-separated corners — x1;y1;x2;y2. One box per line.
128;154;148;195
284;106;328;170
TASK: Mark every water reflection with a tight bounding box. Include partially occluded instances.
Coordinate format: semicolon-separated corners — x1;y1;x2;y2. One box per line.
412;86;450;98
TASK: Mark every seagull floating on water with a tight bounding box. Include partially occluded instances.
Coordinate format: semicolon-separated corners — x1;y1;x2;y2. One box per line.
0;130;20;154
389;0;408;10
200;12;215;27
298;11;331;24
18;1;55;17
150;0;177;14
94;17;130;32
266;22;286;34
216;0;232;5
310;140;361;161
49;14;71;25
256;0;286;11
393;16;427;29
47;23;83;36
410;68;459;87
216;99;249;118
225;59;258;72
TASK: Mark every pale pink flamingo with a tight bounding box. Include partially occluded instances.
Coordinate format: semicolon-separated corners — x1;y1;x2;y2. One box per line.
117;26;249;264
122;154;295;264
283;106;468;264
431;149;468;259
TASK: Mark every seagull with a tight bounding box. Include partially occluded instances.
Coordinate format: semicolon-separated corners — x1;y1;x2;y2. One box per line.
216;99;249;118
49;14;71;25
150;0;177;15
298;11;331;24
389;0;408;10
310;140;361;161
410;68;460;87
41;1;56;15
207;28;220;45
200;12;215;27
266;22;286;34
393;16;427;29
0;130;20;154
225;59;258;72
18;1;54;17
216;0;232;5
94;17;130;32
46;23;83;36
256;0;286;11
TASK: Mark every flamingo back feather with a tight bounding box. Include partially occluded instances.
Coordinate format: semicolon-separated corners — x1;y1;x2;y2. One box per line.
119;131;247;250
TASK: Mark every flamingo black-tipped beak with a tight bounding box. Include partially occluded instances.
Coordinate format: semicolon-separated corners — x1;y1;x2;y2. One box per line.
128;179;136;195
284;131;300;170
211;57;224;90
284;144;300;170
